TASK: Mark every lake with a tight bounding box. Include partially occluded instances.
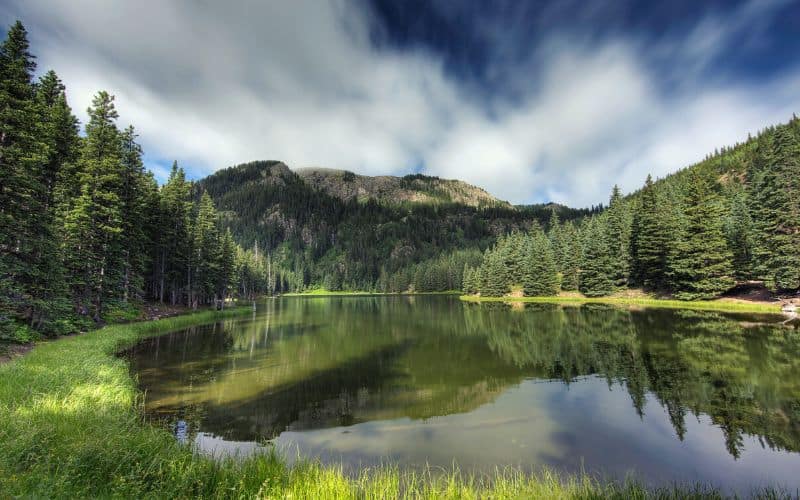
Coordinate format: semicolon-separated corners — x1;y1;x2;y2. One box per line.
127;296;800;494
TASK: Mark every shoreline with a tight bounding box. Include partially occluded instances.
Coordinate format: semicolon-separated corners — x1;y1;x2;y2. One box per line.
0;301;248;365
0;305;737;498
459;294;784;314
281;290;784;314
282;290;461;297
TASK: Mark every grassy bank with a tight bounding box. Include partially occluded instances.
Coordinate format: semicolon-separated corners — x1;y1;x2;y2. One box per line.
0;307;737;498
283;289;461;297
459;294;783;314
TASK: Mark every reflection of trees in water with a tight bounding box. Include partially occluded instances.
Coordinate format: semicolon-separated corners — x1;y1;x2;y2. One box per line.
462;303;800;457
130;298;800;459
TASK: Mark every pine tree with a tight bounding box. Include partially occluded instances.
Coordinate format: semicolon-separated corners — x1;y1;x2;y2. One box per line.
579;217;614;297
480;247;507;297
0;21;49;335
119;126;157;303
61;91;124;320
0;21;40;243
192;191;220;307
497;232;525;289
156;162;192;304
523;230;559;296
631;175;670;289
547;209;563;265
25;70;80;332
747;134;773;282
724;190;754;281
605;185;632;289
559;222;581;291
36;71;80;209
752;126;800;290
218;228;237;305
667;170;735;299
462;264;474;294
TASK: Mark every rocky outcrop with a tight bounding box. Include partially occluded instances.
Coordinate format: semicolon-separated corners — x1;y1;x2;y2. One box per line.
295;167;512;209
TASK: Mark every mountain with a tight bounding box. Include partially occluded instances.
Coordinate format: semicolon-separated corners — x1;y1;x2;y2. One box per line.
198;161;593;292
295;167;512;209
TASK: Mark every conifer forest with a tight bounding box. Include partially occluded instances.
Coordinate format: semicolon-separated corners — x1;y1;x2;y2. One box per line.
3;4;800;497
2;21;800;344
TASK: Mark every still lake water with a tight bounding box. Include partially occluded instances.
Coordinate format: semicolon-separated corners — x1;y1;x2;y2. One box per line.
127;296;800;494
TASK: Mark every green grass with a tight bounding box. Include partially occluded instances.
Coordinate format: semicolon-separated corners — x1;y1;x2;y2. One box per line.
0;306;770;498
459;295;783;314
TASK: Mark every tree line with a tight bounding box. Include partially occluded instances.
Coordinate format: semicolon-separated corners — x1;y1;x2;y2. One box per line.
0;22;274;342
200;160;595;294
464;118;800;299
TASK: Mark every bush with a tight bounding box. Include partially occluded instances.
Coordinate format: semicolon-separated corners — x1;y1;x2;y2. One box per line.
102;302;142;324
0;321;41;344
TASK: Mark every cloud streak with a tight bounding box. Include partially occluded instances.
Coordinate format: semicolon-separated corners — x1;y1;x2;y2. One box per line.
2;0;798;206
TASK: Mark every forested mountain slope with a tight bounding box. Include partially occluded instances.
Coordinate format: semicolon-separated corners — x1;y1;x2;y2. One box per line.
198;161;593;292
465;116;800;300
200;114;799;298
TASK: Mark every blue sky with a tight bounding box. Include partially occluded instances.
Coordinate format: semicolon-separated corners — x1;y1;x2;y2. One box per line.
2;0;799;206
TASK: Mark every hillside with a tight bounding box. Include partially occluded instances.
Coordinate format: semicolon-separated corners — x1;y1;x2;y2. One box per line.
197;116;799;297
295;167;512;209
463;115;800;300
198;161;592;292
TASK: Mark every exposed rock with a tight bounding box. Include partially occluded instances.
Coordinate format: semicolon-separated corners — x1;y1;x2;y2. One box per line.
295;167;512;209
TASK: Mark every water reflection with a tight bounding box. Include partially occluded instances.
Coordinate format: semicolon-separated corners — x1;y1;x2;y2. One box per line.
127;297;800;491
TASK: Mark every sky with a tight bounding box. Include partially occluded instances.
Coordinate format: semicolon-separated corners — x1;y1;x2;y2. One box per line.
2;0;799;207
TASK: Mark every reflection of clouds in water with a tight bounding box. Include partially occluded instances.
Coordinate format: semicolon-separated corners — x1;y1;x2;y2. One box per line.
538;379;800;495
131;297;800;494
269;382;561;473
194;432;270;458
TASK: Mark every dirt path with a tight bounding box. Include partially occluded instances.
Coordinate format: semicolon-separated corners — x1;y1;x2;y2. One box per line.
0;342;34;365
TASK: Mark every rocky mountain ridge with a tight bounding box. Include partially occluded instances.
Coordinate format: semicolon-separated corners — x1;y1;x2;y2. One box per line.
294;167;512;209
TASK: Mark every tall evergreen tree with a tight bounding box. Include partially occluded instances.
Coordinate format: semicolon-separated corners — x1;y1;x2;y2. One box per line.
751;126;800;291
61;91;124;320
0;22;52;333
746;133;774;282
25;70;80;332
631;175;670;289
724;190;754;281
579;217;614;297
156;162;192;304
192;191;221;307
119;126;157;302
462;265;475;294
605;185;632;289
523;230;559;296
547;210;563;266
501;232;526;288
217;228;237;305
559;222;581;291
667;170;735;299
481;247;507;297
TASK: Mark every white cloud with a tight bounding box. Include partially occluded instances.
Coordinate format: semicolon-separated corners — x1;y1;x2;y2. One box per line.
2;0;798;206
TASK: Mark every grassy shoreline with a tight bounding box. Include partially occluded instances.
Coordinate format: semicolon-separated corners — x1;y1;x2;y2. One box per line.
459;294;784;314
283;289;784;314
283;289;461;297
0;305;749;498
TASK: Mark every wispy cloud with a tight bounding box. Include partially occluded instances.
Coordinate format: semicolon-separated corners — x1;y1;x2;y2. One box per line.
2;0;798;206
